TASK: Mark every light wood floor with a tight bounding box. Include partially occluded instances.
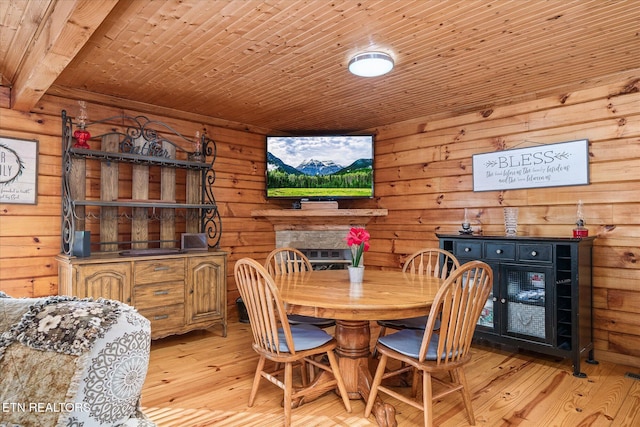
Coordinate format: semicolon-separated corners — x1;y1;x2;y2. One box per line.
141;318;640;426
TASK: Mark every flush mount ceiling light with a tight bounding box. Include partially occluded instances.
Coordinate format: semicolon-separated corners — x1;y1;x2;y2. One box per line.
348;51;394;77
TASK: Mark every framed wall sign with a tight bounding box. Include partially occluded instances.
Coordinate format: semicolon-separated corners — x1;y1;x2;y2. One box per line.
472;139;589;192
0;136;38;204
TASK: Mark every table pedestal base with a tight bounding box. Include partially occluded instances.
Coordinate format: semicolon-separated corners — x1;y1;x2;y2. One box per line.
286;319;399;426
334;319;397;427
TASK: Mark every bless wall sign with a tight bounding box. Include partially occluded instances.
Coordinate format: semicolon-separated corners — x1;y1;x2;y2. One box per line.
472;139;589;192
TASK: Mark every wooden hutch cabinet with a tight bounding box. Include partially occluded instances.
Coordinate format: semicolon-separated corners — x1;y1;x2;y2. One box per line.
438;234;597;377
58;251;227;339
56;110;226;339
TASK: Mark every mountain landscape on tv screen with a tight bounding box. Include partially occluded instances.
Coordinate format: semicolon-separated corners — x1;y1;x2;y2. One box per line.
266;152;373;198
297;159;342;175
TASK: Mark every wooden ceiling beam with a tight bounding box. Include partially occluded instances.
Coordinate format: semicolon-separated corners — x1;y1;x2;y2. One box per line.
11;0;118;111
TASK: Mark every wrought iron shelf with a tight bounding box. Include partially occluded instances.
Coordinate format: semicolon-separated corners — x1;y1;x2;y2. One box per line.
60;110;223;256
69;147;210;170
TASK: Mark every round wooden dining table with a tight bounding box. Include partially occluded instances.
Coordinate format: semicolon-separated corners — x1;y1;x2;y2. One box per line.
272;268;442;427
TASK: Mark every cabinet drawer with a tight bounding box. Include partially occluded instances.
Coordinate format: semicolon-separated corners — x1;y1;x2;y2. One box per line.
453;241;482;258
134;282;185;309
485;242;515;260
134;259;185;284
138;304;185;335
518;244;553;262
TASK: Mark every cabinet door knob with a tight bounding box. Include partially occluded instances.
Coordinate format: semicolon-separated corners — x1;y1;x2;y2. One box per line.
496;249;503;254
501;298;506;304
464;247;471;252
493;297;498;302
531;251;538;256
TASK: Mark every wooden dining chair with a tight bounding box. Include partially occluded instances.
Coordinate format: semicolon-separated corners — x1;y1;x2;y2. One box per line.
265;247;335;328
365;260;493;427
265;247;312;275
375;248;460;342
234;258;352;426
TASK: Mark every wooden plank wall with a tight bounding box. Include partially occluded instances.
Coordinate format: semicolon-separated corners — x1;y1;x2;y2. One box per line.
363;75;640;368
0;75;638;368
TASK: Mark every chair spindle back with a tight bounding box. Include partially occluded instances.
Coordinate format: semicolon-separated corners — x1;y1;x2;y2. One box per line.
265;247;313;275
403;248;460;279
419;260;493;365
234;258;296;355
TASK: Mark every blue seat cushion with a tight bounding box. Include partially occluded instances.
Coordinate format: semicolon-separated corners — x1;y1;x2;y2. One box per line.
378;329;445;360
287;314;335;327
378;316;440;330
276;323;333;352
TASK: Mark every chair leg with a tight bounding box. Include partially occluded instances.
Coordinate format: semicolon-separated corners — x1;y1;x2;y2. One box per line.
249;356;266;406
300;360;308;386
378;325;387;340
371;326;387;358
423;371;433;427
456;367;475;425
284;362;293;427
411;367;421;397
325;350;352;413
306;360;315;383
306;353;325;383
364;353;388;418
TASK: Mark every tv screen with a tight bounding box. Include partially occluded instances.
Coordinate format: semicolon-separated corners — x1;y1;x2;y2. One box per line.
266;134;374;200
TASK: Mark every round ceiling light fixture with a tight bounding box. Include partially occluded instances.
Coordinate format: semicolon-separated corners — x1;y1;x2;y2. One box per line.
348;51;394;77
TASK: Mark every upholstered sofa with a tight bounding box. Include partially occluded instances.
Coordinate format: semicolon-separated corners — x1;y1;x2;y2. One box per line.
0;292;156;427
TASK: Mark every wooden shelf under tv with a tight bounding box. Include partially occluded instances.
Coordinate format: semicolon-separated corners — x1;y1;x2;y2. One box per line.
251;208;388;229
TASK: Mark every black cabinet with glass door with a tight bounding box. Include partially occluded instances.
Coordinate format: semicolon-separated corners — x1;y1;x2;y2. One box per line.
438;234;597;377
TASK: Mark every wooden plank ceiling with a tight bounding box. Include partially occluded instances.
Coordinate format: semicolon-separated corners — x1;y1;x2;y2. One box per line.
2;0;639;133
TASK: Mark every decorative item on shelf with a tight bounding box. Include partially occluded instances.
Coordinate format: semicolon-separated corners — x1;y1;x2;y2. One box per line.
300;200;339;210
72;231;91;258
345;227;370;284
188;131;203;161
573;199;589;237
504;207;518;236
73;100;91;149
460;208;473;234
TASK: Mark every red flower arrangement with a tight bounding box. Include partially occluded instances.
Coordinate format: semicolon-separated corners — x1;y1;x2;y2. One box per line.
345;227;370;267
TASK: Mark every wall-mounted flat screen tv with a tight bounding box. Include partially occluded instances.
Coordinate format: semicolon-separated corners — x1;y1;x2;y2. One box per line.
266;134;374;200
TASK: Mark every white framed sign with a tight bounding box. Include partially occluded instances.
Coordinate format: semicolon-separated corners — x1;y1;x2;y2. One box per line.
0;136;38;204
472;139;589;192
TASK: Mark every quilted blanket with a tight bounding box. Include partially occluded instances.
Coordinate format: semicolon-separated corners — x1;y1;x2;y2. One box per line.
0;292;156;427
